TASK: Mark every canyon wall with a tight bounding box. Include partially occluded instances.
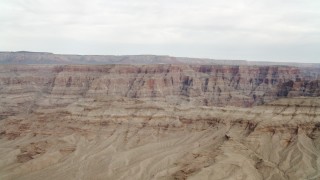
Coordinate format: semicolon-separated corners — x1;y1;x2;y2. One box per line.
0;63;319;180
0;64;319;114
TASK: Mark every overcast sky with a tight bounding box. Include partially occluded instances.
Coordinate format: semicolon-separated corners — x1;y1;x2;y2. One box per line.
1;0;319;63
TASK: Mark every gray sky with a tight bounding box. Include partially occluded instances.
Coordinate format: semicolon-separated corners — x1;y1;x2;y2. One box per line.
1;0;320;63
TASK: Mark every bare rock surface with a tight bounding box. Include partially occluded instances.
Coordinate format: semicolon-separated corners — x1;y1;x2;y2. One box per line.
0;64;318;111
0;97;319;180
0;62;319;180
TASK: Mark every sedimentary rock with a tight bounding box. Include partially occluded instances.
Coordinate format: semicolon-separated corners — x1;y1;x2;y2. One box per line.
0;96;319;180
0;64;318;114
0;61;319;180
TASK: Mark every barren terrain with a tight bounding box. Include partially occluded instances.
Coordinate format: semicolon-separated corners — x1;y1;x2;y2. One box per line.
0;60;319;180
1;97;320;180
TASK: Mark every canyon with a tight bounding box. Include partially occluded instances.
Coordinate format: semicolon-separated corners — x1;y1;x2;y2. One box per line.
0;53;319;180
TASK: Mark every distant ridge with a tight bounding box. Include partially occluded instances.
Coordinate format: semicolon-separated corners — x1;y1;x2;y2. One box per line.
0;51;319;67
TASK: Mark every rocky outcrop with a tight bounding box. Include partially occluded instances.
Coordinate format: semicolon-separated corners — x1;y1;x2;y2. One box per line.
0;62;319;180
0;96;319;180
0;64;318;115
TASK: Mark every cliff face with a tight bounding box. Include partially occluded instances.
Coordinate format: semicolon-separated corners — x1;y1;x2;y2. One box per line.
0;63;319;180
0;64;319;114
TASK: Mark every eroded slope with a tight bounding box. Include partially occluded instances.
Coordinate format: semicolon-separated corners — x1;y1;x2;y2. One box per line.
0;64;319;180
0;97;319;180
